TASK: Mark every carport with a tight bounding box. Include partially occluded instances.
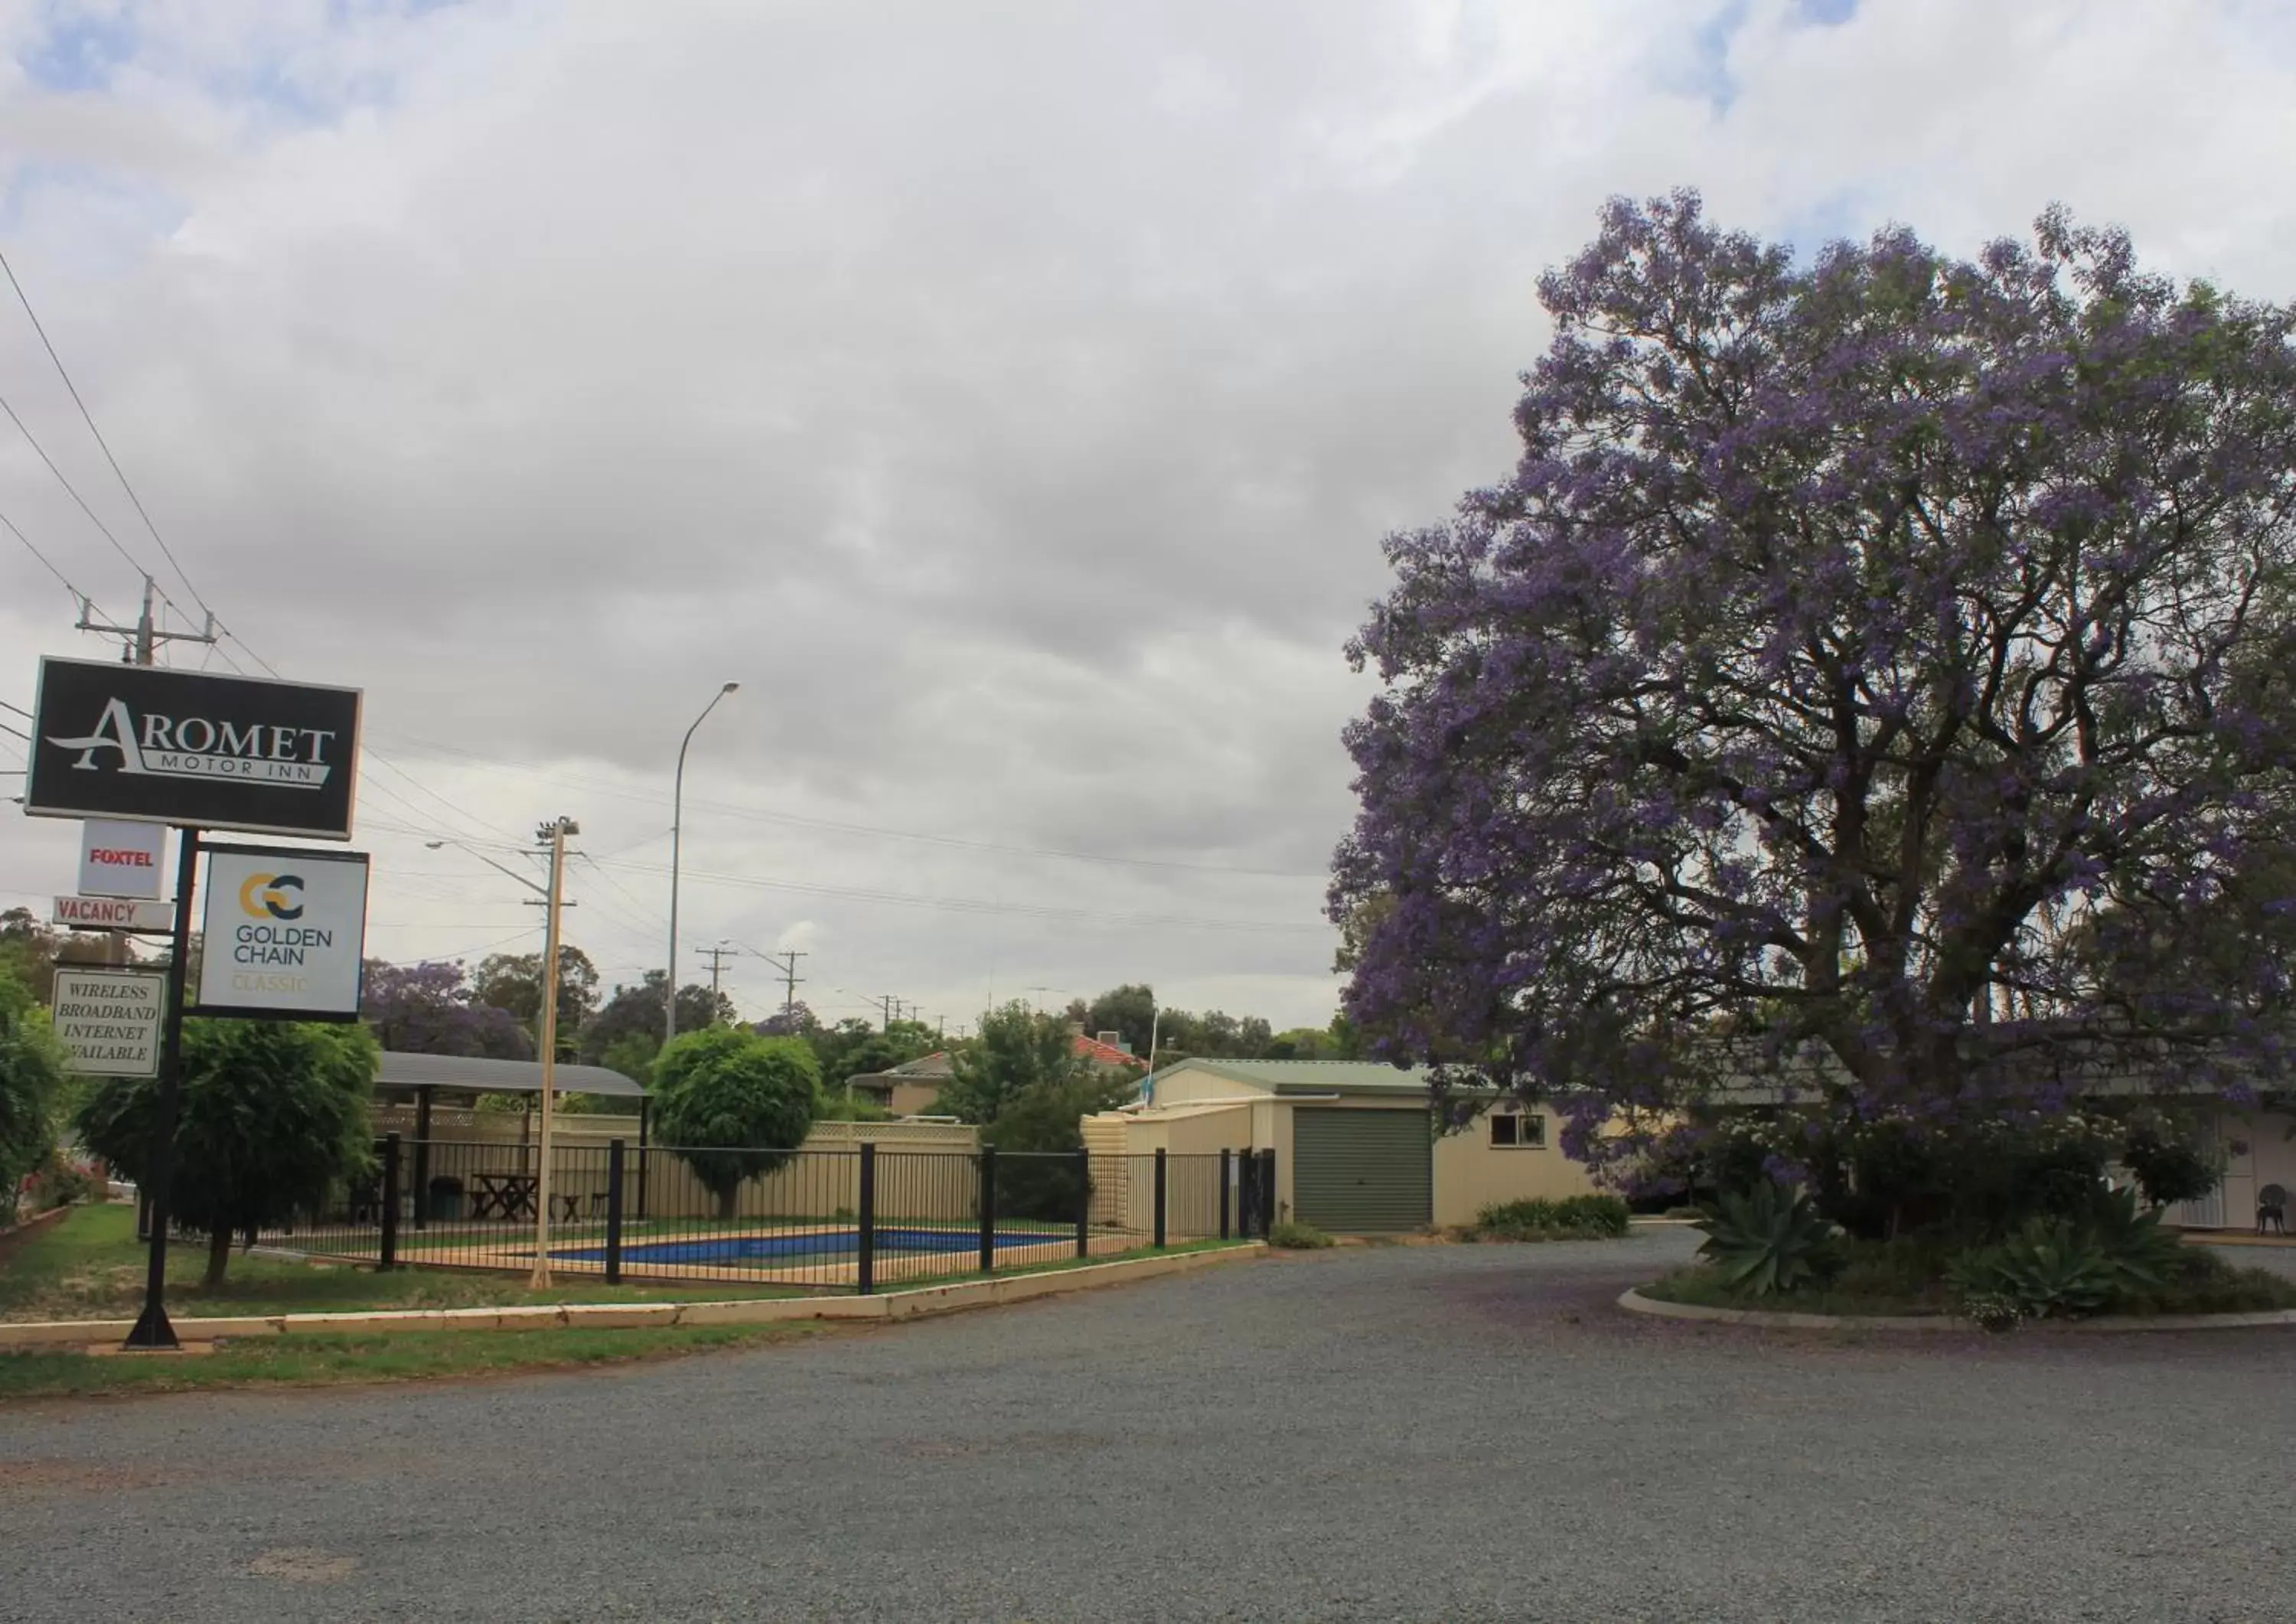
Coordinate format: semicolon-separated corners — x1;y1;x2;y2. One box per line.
373;1051;651;1227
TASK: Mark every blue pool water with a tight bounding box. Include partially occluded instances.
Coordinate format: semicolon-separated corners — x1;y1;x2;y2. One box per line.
556;1228;1069;1265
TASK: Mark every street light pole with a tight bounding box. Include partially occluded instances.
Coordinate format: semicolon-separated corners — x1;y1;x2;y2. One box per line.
530;816;578;1290
667;683;739;1048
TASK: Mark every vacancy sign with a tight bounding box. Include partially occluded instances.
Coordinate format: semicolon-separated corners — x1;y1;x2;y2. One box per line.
51;967;165;1077
53;895;174;933
195;845;370;1021
80;819;166;899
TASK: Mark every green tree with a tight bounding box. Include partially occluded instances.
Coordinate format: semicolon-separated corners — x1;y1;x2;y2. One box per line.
474;946;601;1046
938;1002;1084;1124
75;1019;378;1285
576;973;735;1064
1082;985;1156;1057
807;1017;938;1086
0;908;65;1005
650;1029;819;1218
1263;1026;1341;1061
0;959;69;1210
598;1031;660;1088
980;1072;1139;1221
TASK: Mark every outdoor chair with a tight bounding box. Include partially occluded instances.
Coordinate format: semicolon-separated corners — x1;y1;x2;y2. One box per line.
2260;1184;2288;1235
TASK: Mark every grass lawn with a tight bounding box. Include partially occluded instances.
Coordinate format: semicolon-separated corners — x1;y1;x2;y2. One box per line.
0;1205;811;1323
0;1322;829;1402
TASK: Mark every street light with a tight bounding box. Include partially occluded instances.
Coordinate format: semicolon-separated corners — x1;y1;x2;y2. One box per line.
667;682;740;1045
423;838;549;899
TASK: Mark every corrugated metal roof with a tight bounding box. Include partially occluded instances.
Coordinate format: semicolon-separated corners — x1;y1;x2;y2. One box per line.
375;1051;648;1098
1146;1058;1446;1097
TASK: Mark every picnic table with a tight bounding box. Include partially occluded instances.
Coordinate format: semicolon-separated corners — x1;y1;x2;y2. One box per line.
468;1173;581;1223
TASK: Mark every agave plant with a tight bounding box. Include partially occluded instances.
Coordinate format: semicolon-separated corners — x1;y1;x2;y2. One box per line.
2076;1185;2183;1292
1946;1218;2118;1320
1694;1182;1843;1296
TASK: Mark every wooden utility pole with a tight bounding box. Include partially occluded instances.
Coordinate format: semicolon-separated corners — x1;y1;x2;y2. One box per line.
698;942;735;1011
758;948;806;1021
530;816;578;1289
77;575;216;667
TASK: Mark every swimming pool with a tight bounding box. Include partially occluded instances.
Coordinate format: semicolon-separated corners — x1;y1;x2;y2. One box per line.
555;1228;1071;1265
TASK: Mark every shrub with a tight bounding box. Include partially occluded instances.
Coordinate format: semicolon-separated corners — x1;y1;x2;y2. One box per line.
651;1029;820;1219
2108;1247;2296;1316
1694;1183;1843;1296
1473;1195;1630;1240
813;1092;892;1123
2115;1111;2223;1208
1269;1220;1334;1250
24;1152;102;1211
1945;1218;2117;1320
1962;1293;2028;1334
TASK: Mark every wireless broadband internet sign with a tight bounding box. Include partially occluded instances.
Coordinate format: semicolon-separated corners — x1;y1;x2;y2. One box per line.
21;657;362;840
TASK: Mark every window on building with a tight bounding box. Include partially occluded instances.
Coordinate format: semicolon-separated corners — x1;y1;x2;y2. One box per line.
1488;1111;1543;1148
1490;1113;1546;1149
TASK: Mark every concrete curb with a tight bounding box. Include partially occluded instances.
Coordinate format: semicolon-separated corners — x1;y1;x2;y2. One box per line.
0;1243;1265;1352
1618;1286;2296;1334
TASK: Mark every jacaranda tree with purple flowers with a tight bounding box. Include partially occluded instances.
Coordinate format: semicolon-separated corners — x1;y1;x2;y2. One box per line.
1333;192;2296;1215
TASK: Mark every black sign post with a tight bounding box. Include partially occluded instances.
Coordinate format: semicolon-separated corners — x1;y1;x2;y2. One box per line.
123;827;201;1351
23;658;361;840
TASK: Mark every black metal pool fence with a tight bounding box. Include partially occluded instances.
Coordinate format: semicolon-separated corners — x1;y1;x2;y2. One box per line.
237;1140;1276;1296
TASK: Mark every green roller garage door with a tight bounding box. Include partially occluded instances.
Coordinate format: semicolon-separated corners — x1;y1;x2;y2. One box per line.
1292;1108;1431;1233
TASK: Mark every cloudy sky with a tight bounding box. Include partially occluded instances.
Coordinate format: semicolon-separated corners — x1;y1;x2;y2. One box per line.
2;0;2294;1035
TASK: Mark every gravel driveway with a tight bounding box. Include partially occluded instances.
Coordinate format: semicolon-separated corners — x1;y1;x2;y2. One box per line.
5;1230;2292;1623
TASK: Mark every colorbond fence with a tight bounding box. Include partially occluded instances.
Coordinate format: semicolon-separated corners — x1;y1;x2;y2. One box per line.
243;1136;1276;1296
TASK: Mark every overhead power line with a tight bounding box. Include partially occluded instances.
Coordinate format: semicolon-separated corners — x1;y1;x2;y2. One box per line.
0;246;548;852
357;811;1323;936
0;384;165;593
0;247;210;616
590;853;1327;935
0;504;106;616
371;732;1324;881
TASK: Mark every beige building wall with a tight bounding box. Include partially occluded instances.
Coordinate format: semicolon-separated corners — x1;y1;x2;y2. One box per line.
1082;1105;1255;1232
1431;1110;1598;1227
1091;1090;1603;1231
2172;1107;2296;1230
383;1110;979;1223
889;1080;947;1117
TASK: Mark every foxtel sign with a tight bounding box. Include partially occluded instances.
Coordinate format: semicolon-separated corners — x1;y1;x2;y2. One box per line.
23;658;362;840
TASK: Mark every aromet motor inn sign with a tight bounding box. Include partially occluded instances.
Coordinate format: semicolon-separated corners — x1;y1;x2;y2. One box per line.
23;658;362;840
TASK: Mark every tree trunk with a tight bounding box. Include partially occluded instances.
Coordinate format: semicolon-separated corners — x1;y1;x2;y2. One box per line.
714;1186;737;1221
204;1223;233;1288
